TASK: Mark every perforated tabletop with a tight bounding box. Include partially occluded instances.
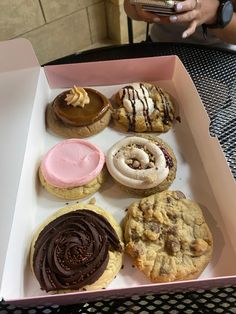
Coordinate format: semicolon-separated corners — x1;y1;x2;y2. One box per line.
2;42;236;313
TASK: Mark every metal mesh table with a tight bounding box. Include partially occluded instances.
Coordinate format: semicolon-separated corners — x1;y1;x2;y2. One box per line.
2;42;235;313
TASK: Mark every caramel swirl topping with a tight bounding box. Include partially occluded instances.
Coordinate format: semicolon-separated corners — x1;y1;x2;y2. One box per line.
33;209;122;292
65;86;90;108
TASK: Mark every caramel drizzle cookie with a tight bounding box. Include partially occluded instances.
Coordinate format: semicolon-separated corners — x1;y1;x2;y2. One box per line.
53;86;110;127
112;82;175;133
106;135;176;195
123;191;213;283
46;86;111;138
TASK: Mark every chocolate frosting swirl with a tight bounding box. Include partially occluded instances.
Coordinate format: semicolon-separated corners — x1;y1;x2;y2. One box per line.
33;209;122;292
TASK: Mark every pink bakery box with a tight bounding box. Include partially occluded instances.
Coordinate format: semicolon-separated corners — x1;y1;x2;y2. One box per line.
0;38;235;307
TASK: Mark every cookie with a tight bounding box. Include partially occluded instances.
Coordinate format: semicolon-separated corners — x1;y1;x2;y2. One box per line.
106;135;177;196
123;191;213;282
39;139;106;199
46;86;111;138
30;202;124;293
112;82;175;133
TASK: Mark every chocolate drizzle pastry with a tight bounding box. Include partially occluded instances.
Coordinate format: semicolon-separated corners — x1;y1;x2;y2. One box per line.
32;209;122;292
113;82;175;133
120;84;153;132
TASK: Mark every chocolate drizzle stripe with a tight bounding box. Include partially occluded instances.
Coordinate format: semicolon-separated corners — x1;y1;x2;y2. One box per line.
155;86;172;125
140;83;153;130
122;84;154;131
121;88;133;131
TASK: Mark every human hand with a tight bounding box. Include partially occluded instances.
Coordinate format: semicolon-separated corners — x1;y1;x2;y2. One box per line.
124;0;160;23
170;0;220;38
124;0;220;38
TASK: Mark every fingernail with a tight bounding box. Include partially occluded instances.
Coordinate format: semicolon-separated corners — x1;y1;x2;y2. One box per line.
176;3;183;11
182;32;188;38
170;15;177;22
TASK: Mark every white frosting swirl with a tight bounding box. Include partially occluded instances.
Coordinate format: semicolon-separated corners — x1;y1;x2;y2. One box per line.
106;137;169;189
118;83;154;114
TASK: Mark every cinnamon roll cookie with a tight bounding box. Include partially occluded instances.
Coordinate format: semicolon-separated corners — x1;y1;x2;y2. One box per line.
106;135;176;196
123;191;213;282
47;86;111;138
30;202;124;293
39;139;106;200
112;82;175;133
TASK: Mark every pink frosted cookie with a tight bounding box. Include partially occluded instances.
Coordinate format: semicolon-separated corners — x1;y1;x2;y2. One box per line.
39;139;106;199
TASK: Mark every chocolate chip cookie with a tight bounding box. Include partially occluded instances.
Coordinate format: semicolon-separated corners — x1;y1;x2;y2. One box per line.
123;191;213;282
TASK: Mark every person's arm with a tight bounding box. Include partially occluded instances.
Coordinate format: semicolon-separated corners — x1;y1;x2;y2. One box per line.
124;0;236;44
172;0;236;42
210;2;236;44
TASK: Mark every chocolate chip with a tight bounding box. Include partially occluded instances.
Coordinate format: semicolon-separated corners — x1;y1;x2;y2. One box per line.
166;211;177;221
175;191;186;199
131;232;139;241
165;237;180;255
176;116;181;123
147;222;160;233
166;226;177;236
166;197;172;204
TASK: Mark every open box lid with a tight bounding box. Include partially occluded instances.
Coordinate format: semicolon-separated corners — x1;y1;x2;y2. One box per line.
0;38;40;296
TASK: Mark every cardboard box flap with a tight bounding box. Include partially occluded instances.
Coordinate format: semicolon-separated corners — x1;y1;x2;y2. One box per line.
0;38;40;297
44;55;176;87
0;38;39;73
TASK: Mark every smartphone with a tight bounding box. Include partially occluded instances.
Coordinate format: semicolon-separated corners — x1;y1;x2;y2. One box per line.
129;0;183;15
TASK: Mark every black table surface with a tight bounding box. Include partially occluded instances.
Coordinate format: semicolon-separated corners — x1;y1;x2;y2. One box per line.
3;42;236;314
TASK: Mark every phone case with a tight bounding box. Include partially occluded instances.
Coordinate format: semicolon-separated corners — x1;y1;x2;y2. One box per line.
129;0;183;15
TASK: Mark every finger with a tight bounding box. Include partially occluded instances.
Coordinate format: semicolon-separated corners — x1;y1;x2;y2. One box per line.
182;20;198;38
169;10;197;23
135;5;160;23
175;0;199;12
155;16;171;24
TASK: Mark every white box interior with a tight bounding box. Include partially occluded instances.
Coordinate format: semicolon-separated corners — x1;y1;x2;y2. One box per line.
1;51;236;305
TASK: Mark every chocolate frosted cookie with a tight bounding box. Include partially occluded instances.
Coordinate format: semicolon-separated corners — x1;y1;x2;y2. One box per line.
112;82;175;133
47;86;111;138
30;202;123;293
123;191;213;282
106;135;177;196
